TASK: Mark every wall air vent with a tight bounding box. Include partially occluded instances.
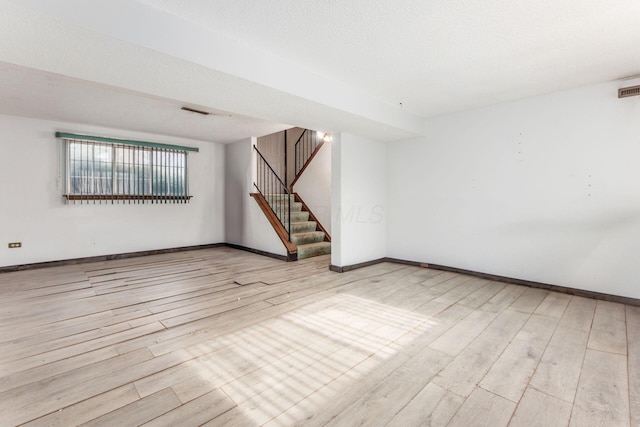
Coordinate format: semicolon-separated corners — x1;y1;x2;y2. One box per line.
618;85;640;98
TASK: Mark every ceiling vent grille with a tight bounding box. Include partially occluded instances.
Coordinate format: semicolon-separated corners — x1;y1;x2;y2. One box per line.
181;106;210;115
618;85;640;98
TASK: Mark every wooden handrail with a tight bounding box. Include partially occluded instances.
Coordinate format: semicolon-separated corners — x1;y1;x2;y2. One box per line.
250;193;297;259
289;140;326;191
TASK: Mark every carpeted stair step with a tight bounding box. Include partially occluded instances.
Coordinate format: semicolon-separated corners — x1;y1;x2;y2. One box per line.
260;192;331;260
269;201;303;213
277;211;309;223
297;242;331;259
285;221;317;233
291;231;326;245
265;194;297;204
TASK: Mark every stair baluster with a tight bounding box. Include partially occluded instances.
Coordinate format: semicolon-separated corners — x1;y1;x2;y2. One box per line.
294;130;320;177
254;145;291;241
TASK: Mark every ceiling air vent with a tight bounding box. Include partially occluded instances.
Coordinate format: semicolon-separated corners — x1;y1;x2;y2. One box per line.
181;106;210;115
618;85;640;98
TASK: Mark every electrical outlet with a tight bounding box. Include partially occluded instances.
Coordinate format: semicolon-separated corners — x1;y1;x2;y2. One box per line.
8;242;21;248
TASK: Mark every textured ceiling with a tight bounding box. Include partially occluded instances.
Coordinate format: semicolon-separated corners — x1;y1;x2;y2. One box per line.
1;0;639;142
137;0;640;117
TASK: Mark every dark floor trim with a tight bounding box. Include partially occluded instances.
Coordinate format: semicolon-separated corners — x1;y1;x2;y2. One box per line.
423;262;640;307
383;257;426;267
0;243;225;274
331;257;640;307
225;243;293;262
0;242;297;275
329;258;385;273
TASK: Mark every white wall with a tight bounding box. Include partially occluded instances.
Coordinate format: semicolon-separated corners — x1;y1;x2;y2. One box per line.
0;114;225;267
293;141;332;234
332;133;386;267
224;137;287;256
387;78;640;299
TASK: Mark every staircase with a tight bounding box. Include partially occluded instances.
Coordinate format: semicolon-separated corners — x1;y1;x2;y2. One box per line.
265;193;331;260
253;132;331;261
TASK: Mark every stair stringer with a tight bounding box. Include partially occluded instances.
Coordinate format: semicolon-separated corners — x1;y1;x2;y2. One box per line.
291;193;331;260
293;193;330;242
250;193;297;261
251;192;332;261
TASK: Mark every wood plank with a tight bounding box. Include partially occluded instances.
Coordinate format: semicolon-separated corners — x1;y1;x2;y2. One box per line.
428;309;499;356
420;274;476;299
145;271;415;358
508;287;548;313
431;309;529;398
558;296;596;332
534;292;571;318
509;387;572;427
479;314;557;402
0;310;117;350
273;350;412;426
587;300;627;355
458;281;506;309
529;326;589;403
387;382;464;426
0;247;636;426
0;348;155;425
82;388;182;427
479;284;526;313
142;388;236;427
626;305;640;427
447;387;515;427
396;303;474;350
431;276;486;306
0;347;118;394
276;293;454;425
22;385;140;427
0;321;132;364
569;349;629;426
1;322;165;375
135;315;333;399
323;347;451;426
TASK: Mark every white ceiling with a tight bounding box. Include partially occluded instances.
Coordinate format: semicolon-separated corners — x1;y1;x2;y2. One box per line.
1;0;639;142
0;62;290;144
139;0;640;117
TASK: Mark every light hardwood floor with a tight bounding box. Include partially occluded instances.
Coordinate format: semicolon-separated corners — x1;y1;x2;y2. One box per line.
0;247;638;426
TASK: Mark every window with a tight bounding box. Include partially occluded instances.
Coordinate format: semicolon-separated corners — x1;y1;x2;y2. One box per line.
57;132;198;204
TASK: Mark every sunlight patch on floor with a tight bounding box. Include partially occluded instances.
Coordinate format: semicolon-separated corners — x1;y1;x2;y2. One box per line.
187;293;440;425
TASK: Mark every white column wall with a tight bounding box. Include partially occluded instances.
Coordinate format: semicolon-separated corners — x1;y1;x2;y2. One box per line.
331;133;386;267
